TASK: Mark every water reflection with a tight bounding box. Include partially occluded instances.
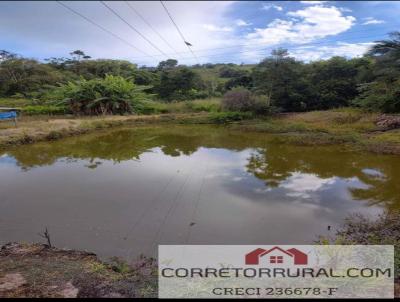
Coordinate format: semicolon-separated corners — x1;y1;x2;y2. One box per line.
0;125;399;259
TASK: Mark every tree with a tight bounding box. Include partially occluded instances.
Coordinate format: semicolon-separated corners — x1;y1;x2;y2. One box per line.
224;71;253;91
354;32;400;112
69;50;91;62
155;67;203;101
0;50;17;62
0;57;64;97
368;32;400;60
71;59;137;79
157;59;178;71
308;57;360;109
252;49;312;111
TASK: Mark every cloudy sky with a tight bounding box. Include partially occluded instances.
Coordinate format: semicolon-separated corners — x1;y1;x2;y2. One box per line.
1;1;399;66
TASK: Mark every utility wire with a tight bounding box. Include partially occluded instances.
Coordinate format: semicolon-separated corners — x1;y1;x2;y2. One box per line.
55;1;392;65
133;32;386;63
129;29;388;60
100;1;169;58
55;1;387;65
159;0;199;64
125;1;181;59
56;1;388;64
56;1;151;58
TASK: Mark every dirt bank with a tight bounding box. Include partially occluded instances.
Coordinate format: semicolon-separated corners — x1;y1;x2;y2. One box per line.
0;242;157;298
231;109;400;155
1;109;400;155
0;113;209;150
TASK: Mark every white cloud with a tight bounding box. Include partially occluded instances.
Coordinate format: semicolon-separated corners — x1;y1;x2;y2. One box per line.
287;5;355;38
238;5;357;63
0;1;237;65
300;1;327;4
262;4;283;11
289;42;375;61
338;7;353;13
362;17;385;25
245;5;355;48
281;172;336;199
203;24;233;32
236;19;252;27
0;1;383;65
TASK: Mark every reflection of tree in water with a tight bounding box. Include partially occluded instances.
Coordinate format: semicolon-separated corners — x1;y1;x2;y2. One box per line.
4;125;255;169
245;145;400;210
3;124;400;210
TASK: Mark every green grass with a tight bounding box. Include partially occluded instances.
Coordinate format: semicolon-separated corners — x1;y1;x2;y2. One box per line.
139;98;222;115
225;108;400;154
0;98;68;115
0;97;33;107
2;97;222;116
22;105;68;115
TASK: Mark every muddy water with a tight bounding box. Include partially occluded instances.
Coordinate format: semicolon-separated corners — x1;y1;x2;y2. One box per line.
0;125;399;260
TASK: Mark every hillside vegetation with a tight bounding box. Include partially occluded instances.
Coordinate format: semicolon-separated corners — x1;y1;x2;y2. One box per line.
0;31;399;116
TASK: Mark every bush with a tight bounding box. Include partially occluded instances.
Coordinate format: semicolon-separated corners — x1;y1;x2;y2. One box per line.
222;87;252;111
222;87;271;114
209;111;253;124
51;75;152;115
352;80;400;113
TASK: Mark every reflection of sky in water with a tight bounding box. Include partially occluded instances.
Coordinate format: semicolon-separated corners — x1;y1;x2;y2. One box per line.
0;127;397;260
362;168;385;178
0;153;17;165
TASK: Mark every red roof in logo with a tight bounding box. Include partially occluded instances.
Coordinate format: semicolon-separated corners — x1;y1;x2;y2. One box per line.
245;246;308;265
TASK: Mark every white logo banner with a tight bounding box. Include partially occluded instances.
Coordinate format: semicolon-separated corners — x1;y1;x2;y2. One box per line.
158;245;394;299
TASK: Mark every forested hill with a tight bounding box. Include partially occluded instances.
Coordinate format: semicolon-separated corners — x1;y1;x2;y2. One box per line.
0;31;399;114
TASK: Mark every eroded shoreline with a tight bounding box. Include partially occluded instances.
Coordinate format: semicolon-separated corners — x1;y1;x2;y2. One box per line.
0;242;157;298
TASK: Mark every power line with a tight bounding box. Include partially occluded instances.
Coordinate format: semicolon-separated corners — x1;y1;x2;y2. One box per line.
129;29;389;61
159;0;199;64
125;1;181;59
174;37;381;63
56;1;151;58
100;1;169;58
133;32;387;63
54;1;389;65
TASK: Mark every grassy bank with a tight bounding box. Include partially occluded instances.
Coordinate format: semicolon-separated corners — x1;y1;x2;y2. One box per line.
0;113;213;150
1;107;400;155
317;211;400;296
0;243;156;298
229;108;400;155
0;97;222;116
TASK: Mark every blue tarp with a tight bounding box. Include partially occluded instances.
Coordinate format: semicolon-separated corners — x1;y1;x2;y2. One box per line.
0;111;17;120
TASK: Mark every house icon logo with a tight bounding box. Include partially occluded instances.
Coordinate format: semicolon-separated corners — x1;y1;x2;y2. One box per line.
245;246;308;265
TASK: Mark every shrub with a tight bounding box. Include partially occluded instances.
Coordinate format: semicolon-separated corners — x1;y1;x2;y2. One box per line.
222;87;252;111
51;75;152;115
222;87;271;114
209;111;253;124
352;80;400;113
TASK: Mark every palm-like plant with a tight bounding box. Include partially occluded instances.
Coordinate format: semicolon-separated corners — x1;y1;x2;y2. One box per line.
368;31;400;60
367;31;400;81
51;75;152;115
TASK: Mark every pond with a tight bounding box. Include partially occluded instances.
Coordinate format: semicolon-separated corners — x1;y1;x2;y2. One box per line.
0;124;399;260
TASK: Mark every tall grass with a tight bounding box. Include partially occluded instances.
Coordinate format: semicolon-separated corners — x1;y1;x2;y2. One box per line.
0;98;33;107
139;98;222;115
